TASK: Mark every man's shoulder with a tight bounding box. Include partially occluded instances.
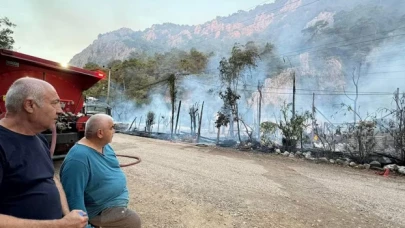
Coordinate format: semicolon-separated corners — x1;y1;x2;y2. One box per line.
61;144;92;173
0;126;50;159
64;144;92;161
105;144;115;152
0;126;44;144
104;144;119;158
0;126;18;143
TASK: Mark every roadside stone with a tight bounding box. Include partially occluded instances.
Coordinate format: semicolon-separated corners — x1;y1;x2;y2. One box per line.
329;159;335;164
364;164;371;170
370;161;381;168
289;153;295;158
318;157;328;163
283;151;290;156
349;162;356;167
384;164;398;171
398;166;405;175
381;156;392;164
335;159;344;165
275;149;281;154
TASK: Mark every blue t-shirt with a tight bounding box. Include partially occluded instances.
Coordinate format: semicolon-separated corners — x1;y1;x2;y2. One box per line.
0;126;63;220
60;143;129;220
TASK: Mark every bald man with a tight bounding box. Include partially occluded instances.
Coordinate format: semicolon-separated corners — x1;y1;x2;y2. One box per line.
60;114;141;228
0;77;89;228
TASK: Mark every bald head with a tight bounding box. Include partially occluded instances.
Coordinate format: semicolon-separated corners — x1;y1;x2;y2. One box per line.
85;114;114;139
5;77;54;113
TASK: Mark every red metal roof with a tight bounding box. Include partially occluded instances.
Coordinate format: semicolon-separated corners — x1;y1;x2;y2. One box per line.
0;49;104;79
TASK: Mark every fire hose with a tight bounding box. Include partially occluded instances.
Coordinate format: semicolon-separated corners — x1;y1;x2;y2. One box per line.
116;154;142;167
49;124;141;167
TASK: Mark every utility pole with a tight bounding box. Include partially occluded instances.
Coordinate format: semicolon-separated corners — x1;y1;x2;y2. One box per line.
257;80;263;140
311;93;315;147
395;88;403;160
157;114;161;133
106;68;111;105
169;74;176;139
292;71;296;119
197;101;204;143
396;88;400;124
175;100;181;135
283;57;295;119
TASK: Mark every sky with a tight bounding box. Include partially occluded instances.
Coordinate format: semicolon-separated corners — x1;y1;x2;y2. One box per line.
0;0;273;64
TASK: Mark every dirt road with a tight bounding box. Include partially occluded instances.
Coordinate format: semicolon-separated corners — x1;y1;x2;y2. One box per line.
54;133;405;228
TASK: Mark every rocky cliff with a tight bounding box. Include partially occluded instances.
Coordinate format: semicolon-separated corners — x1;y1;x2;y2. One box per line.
69;0;405;116
70;0;405;67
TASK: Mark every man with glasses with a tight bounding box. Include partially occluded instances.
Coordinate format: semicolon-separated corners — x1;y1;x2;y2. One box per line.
0;77;88;228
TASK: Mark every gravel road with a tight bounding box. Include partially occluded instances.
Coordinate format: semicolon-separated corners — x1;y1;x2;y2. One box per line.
54;133;405;228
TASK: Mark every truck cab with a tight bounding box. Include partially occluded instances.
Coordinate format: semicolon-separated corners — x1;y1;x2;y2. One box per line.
82;97;112;116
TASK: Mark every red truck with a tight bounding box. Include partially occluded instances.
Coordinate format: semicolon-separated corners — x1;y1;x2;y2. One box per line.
0;48;108;159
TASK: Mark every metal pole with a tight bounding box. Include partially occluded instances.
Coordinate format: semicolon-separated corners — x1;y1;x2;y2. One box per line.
312;93;315;147
257;80;262;140
175;100;181;135
292;71;296;119
197;101;204;143
107;69;111;104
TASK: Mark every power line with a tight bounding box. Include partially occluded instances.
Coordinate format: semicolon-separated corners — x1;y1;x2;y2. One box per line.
185;77;401;95
238;89;396;96
241;84;395;94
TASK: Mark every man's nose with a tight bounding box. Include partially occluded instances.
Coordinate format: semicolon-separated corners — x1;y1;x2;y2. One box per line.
56;104;64;114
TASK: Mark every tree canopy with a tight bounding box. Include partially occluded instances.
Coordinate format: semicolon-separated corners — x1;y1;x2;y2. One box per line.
0;17;16;50
83;48;210;105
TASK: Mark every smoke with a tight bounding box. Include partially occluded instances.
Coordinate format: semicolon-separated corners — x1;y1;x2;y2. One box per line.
111;90;172;132
109;0;405;141
359;40;405;115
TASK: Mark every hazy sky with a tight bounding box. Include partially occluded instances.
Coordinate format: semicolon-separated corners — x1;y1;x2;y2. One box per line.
0;0;273;64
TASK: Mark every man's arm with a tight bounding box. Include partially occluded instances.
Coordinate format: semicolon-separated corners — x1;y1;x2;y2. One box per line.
0;150;88;227
0;214;61;228
0;210;88;228
0;173;88;228
60;160;90;215
54;175;70;216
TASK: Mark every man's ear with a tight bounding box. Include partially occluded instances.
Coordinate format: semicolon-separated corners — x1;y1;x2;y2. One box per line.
97;129;104;139
23;99;35;114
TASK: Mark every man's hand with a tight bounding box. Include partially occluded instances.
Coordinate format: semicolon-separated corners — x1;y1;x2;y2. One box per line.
58;210;88;228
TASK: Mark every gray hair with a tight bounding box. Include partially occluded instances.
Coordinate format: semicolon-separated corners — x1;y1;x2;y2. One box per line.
5;77;48;113
85;114;114;139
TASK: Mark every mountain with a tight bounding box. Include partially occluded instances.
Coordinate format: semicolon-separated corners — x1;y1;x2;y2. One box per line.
69;0;404;67
69;0;405;119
